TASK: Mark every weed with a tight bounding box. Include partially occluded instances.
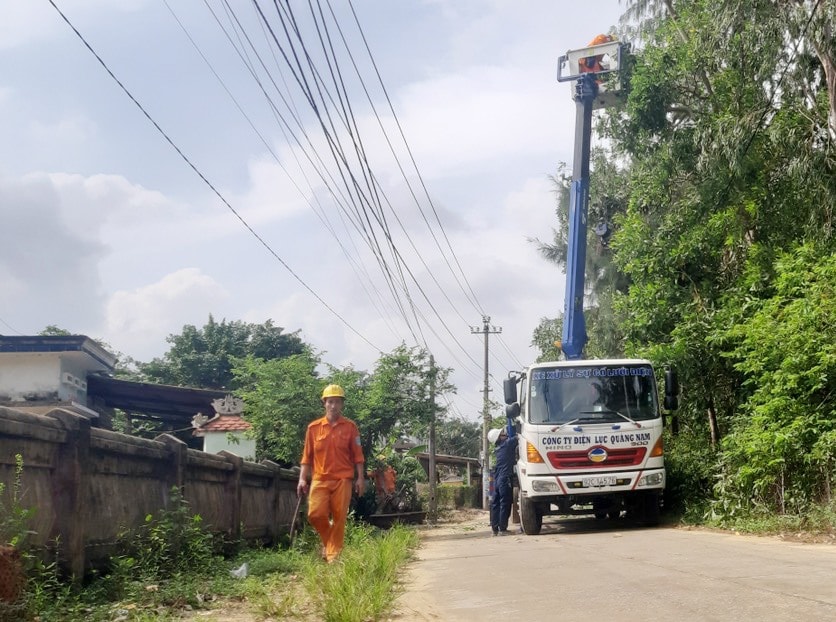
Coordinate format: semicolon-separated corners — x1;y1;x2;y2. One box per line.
128;487;218;579
0;454;35;621
12;491;421;621
0;454;35;548
303;522;418;622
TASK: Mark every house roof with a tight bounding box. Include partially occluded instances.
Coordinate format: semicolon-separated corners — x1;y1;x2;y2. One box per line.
86;375;227;426
0;335;232;431
0;335;117;371
194;414;252;436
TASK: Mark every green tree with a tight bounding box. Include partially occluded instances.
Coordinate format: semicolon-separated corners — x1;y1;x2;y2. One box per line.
532;153;633;360
231;343;454;469
434;416;482;458
357;344;453;460
142;315;305;389
595;0;836;516
713;244;836;516
38;325;71;336
232;348;322;465
530;316;562;363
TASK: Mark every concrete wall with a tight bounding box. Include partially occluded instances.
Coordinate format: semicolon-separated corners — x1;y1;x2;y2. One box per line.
0;354;63;401
0;406;298;576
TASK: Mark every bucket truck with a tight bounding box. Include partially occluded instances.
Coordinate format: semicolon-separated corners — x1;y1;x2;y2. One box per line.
503;37;679;535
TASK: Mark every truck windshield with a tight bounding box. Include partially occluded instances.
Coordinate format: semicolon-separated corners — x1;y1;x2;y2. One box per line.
527;364;659;425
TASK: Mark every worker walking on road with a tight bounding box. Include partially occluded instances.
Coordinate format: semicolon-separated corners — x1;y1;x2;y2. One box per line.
297;384;366;562
489;420;518;536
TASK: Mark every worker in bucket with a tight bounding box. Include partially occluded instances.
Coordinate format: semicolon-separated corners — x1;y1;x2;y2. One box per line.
578;33;615;75
488;419;518;536
297;384;365;562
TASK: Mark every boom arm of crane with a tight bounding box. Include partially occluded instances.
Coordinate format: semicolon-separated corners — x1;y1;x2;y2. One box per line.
557;36;627;360
560;71;597;360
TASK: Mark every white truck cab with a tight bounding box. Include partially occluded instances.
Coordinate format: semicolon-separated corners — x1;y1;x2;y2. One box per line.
504;359;678;534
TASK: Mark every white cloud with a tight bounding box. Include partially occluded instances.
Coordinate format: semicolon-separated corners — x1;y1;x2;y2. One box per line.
0;0;625;422
0;174;106;330
103;268;229;360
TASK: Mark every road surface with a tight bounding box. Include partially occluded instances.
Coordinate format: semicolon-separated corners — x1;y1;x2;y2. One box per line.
391;509;836;621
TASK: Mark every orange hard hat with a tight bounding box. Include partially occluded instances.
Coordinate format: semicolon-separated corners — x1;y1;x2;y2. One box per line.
588;33;615;46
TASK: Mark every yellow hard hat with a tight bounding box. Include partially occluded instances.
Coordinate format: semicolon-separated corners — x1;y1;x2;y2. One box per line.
321;384;346;400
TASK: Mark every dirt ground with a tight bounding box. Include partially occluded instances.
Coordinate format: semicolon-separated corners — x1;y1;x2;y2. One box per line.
180;508;488;622
387;508;489;621
181;508;835;621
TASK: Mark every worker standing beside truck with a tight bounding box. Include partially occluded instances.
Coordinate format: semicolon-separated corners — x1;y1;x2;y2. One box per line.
489;421;518;535
297;384;365;562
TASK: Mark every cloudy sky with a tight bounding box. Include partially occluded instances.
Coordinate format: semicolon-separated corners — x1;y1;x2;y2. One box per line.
1;0;626;421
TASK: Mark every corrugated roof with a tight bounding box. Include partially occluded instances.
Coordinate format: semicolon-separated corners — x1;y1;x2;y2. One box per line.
86;375;227;426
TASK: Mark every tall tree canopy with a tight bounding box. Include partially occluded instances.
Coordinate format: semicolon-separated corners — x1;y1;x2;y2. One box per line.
232;343;456;466
232;348;323;465
142;315;306;389
534;0;836;517
434;416;482;458
532;151;633;360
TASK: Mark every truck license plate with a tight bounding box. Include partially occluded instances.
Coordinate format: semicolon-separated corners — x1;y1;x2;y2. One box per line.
582;476;617;487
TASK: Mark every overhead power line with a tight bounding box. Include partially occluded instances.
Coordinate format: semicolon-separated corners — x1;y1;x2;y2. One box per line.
49;0;512;405
46;0;382;355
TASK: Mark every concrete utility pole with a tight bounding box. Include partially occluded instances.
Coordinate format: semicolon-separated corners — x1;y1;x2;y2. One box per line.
428;354;438;525
471;315;501;510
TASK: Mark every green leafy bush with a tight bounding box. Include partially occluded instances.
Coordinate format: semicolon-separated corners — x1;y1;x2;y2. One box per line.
126;487;218;579
714;244;836;519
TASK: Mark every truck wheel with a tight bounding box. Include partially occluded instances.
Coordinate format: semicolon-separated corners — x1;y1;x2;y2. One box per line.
641;493;660;526
520;496;542;535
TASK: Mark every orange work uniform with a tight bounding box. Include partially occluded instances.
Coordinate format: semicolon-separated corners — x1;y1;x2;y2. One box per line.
300;416;364;561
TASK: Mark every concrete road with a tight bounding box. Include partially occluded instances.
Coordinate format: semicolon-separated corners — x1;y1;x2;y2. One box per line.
392;510;836;621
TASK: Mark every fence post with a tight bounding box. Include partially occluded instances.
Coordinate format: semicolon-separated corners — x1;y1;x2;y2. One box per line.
260;460;282;542
218;451;242;541
46;409;90;579
280;467;301;537
155;434;187;509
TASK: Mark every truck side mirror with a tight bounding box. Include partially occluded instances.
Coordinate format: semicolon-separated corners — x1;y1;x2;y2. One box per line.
503;378;518;405
505;403;520;420
664;367;679;411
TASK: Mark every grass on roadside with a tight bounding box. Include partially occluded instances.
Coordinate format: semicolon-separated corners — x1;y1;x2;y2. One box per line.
301;521;419;622
238;518;419;622
13;515;420;622
698;498;836;541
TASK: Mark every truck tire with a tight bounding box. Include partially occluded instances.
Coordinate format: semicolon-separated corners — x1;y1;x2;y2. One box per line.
520;496;542;535
641;492;660;526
